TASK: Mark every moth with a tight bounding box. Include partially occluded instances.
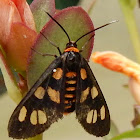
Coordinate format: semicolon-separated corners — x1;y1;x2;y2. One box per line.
8;12;115;139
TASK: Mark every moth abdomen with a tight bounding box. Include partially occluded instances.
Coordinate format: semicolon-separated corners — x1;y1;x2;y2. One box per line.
64;70;78;113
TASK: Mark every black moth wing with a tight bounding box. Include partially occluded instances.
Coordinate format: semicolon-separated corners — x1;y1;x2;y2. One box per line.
76;57;110;137
8;56;66;139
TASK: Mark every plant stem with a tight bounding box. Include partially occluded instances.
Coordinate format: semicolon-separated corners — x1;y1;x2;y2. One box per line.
0;49;22;103
0;49;43;140
119;0;140;63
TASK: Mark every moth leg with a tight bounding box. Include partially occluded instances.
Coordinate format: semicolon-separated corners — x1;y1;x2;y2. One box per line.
31;48;58;58
40;32;62;55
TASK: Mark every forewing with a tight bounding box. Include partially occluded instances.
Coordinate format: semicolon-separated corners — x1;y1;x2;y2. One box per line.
76;57;110;137
8;57;66;139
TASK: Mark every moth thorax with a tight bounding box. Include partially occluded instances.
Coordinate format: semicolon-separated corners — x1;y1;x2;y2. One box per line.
66;52;80;68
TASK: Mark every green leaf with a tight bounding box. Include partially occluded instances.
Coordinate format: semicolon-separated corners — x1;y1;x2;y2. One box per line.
119;0;136;10
104;120;119;140
30;0;56;32
26;134;42;140
27;6;94;87
111;126;140;140
119;0;140;63
55;0;79;9
0;73;6;95
27;0;33;4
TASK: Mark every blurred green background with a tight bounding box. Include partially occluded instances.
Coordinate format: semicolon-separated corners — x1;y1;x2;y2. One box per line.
0;0;140;140
27;0;79;9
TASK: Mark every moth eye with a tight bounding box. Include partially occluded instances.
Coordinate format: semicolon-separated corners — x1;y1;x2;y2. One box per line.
80;68;87;80
91;86;99;99
80;87;90;103
18;106;27;122
52;68;63;80
34;87;45;99
100;105;105;120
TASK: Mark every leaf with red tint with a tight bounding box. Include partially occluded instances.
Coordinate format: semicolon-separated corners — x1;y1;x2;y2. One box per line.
30;0;55;32
27;6;94;86
5;23;37;74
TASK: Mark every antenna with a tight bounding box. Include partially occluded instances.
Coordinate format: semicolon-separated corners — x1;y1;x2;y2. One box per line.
45;12;71;43
75;20;118;44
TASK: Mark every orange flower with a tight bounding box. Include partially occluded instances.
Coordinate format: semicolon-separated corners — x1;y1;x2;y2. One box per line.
0;0;37;72
92;51;140;105
92;51;140;84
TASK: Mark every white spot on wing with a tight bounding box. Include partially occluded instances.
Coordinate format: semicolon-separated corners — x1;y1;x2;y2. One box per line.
80;87;90;103
47;87;60;103
53;69;56;72
93;110;97;123
91;86;98;99
18;106;27;122
86;110;93;124
80;68;87;80
34;87;45;99
30;110;37;125
100;105;105;120
38;110;47;124
52;68;63;80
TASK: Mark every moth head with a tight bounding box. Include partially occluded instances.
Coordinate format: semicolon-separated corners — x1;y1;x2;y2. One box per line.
66;41;77;49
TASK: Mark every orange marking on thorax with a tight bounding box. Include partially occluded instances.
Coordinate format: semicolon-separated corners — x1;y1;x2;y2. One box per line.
64;47;79;52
